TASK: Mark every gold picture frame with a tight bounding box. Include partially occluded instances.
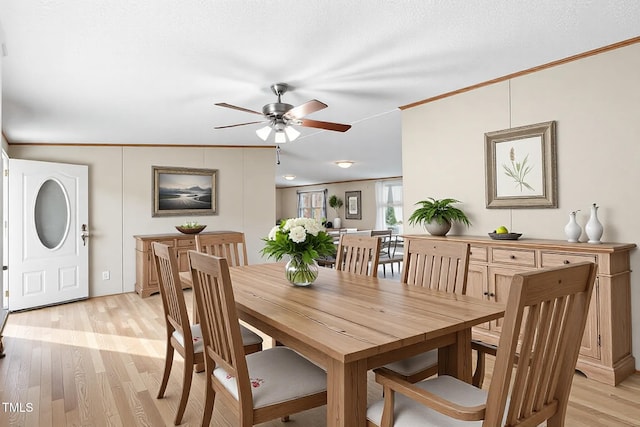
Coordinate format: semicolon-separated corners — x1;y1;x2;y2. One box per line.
485;121;557;209
152;166;218;217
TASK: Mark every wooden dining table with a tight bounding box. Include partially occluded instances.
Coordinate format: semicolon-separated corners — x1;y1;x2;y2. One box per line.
181;262;504;427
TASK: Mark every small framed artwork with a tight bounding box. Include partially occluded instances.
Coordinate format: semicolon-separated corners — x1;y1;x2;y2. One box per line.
485;121;557;209
345;191;362;220
152;166;218;217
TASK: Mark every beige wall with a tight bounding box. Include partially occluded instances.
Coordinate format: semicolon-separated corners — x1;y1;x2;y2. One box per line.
8;145;276;297
277;178;400;231
402;42;640;367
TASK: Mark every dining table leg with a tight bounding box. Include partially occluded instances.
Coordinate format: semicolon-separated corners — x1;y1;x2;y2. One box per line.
327;358;368;427
438;328;473;382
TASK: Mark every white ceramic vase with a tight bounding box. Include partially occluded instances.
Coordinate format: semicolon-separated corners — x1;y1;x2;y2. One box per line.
585;203;603;244
333;217;341;229
564;211;582;243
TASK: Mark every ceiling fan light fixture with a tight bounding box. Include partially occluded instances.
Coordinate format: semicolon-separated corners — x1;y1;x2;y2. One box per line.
283;175;296;180
284;125;300;141
274;130;287;144
335;160;355;169
256;125;272;141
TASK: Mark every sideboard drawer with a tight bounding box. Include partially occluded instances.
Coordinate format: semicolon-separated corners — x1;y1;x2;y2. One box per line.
177;238;196;248
490;248;536;267
469;245;488;262
541;252;597;268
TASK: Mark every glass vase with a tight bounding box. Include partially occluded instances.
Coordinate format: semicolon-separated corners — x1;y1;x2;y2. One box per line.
285;256;319;287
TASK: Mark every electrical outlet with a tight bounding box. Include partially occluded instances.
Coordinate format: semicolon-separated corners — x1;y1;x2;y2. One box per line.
102;271;110;280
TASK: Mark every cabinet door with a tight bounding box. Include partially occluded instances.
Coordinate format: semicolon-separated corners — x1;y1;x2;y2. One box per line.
176;237;196;286
577;278;600;360
488;266;532;335
540;252;600;360
467;263;490;330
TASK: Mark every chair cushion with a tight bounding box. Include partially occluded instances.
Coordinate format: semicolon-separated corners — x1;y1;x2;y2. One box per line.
172;324;204;354
213;346;326;409
383;350;437;377
173;324;262;353
240;325;263;347
367;375;488;427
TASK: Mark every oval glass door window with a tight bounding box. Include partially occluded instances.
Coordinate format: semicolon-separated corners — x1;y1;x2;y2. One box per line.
34;179;70;249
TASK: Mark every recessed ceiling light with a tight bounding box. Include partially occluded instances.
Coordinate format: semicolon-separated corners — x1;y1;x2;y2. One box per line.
283;175;296;180
335;161;354;169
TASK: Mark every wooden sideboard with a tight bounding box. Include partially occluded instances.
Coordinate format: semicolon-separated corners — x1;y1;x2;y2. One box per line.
134;231;243;298
403;234;637;386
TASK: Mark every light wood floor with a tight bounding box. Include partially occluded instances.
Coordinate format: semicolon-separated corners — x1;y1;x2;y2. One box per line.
1;291;639;426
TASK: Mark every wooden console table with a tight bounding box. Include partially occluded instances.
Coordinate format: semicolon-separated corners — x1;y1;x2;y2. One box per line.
403;234;636;386
134;231;242;298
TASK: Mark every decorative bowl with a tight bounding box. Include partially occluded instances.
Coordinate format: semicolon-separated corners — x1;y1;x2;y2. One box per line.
488;232;522;240
176;225;207;234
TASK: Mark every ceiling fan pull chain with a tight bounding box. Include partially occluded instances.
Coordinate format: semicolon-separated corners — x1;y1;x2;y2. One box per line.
276;145;281;165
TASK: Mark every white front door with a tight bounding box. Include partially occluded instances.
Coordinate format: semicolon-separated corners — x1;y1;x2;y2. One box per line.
8;159;89;311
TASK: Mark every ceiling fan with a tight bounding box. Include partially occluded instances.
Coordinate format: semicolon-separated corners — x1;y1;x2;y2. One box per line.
214;83;351;143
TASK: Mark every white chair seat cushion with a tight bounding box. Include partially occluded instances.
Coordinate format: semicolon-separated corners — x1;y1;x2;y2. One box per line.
240;325;263;347
383;350;437;377
213;346;326;409
172;324;204;354
173;324;262;354
367;375;488;427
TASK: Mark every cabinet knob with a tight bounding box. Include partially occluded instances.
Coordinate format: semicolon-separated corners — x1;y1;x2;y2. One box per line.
510;255;516;259
489;293;495;297
564;260;570;264
483;291;489;296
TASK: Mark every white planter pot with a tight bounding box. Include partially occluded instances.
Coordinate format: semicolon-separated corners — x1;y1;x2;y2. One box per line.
425;220;451;236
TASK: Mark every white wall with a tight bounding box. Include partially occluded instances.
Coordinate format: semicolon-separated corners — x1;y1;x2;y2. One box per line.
8;145;275;297
402;42;640;368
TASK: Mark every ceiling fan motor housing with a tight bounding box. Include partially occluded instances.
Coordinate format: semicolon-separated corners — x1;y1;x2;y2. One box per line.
262;102;293;118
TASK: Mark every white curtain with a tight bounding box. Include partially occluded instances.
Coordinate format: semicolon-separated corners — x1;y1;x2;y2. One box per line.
375;181;386;230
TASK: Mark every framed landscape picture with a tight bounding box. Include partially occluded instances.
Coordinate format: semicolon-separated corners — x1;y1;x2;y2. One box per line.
152;166;218;217
485;121;557;209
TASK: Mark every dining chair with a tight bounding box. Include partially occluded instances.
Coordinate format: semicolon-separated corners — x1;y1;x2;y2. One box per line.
379;239;470;383
367;262;597;427
188;250;327;427
152;241;206;425
194;232;248;266
194;232;263;353
335;233;381;277
371;229;403;277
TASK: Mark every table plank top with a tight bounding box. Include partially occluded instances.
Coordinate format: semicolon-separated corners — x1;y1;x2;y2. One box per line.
213;262;504;364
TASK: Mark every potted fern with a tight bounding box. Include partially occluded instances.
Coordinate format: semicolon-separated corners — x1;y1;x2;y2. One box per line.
408;197;471;236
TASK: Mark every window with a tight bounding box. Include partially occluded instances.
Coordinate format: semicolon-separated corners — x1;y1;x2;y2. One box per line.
297;189;327;220
375;180;403;233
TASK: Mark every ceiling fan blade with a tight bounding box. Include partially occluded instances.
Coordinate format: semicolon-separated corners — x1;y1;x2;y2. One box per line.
214;120;267;129
215;102;263;116
283;99;327;119
297;119;351;132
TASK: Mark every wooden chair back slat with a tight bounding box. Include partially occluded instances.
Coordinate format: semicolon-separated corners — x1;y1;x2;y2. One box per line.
335;234;381;277
484;262;597;426
401;239;470;294
195;233;249;266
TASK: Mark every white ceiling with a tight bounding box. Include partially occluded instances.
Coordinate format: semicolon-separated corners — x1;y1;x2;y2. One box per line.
1;1;639;187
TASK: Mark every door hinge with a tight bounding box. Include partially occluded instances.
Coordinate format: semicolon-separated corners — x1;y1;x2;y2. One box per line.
3;169;7;177
598;335;601;347
4;290;8;298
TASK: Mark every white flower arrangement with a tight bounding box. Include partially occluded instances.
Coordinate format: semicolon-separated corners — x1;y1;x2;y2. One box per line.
262;218;335;263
